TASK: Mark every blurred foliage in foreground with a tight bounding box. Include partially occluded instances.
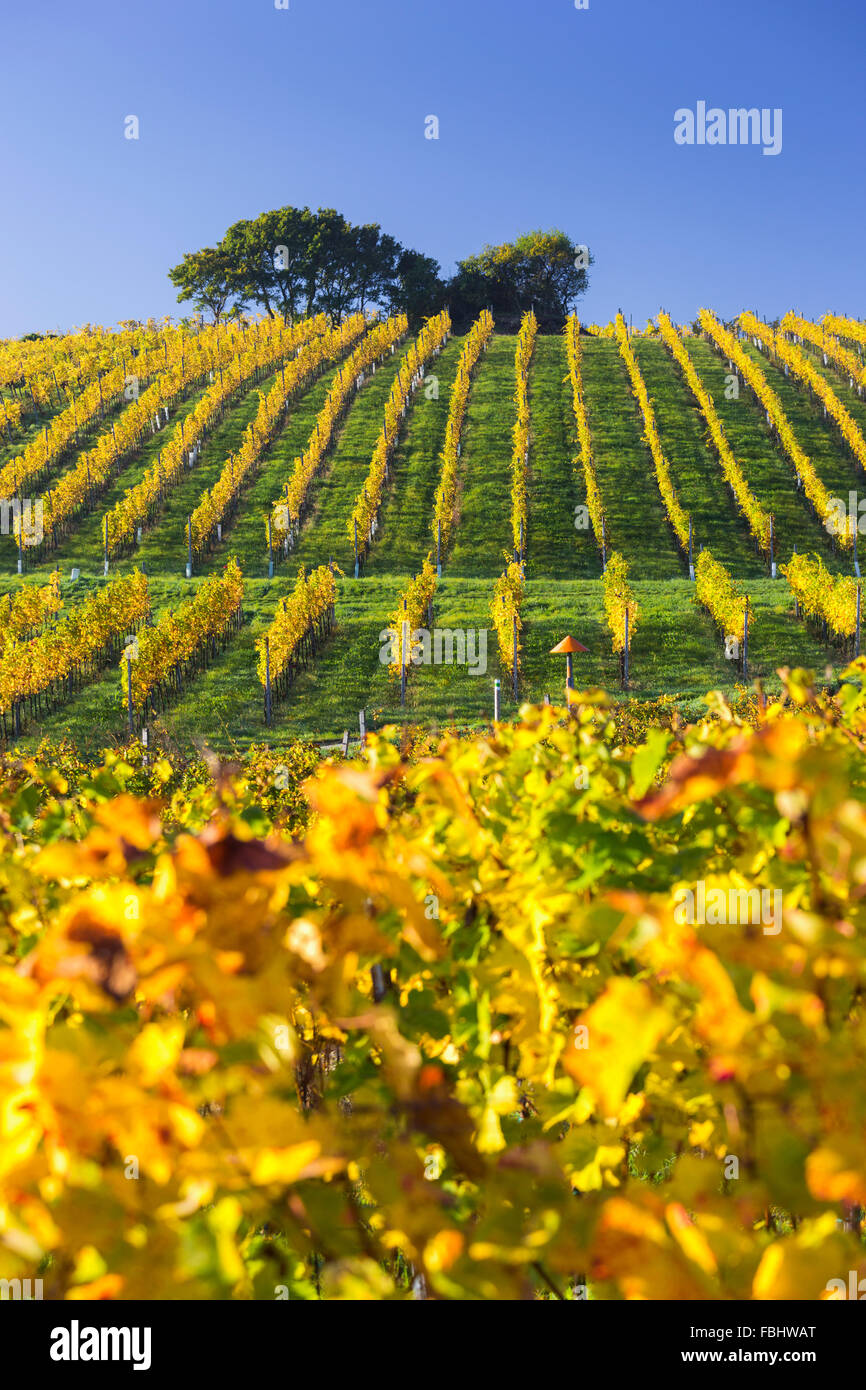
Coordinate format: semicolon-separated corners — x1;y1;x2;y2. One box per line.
1;665;865;1300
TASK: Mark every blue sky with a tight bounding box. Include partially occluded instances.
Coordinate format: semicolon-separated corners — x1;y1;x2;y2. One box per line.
1;0;863;336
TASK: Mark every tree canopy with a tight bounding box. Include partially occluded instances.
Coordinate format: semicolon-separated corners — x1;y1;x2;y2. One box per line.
168;212;589;330
168;207;444;328
449;231;591;330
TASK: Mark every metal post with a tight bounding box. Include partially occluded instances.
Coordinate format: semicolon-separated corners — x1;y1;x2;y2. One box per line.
566;652;574;691
354;518;359;578
770;514;776;578
400;609;409;707
437;519;442;577
512;614;518;700
857;584;862;659
187;516;193;578
104;515;109;576
688;518;694;580
127;655;134;735
371;964;389;1002
268;513;274;578
493;678;501;722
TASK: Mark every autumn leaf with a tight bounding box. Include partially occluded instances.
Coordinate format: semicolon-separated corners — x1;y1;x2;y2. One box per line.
562;978;672;1116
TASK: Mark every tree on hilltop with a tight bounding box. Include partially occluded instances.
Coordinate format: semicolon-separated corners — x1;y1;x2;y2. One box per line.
169;216;590;331
449;230;591;329
168;206;444;327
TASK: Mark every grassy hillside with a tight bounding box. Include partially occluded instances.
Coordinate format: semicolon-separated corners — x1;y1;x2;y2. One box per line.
447;334;517;575
366;334;466;575
579;339;685;578
3;317;863;754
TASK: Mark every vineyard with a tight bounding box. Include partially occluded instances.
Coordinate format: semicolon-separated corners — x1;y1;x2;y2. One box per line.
2;667;866;1302
2;308;866;1306
2;308;866;753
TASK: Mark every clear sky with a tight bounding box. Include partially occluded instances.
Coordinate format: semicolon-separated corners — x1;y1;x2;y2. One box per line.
1;0;863;337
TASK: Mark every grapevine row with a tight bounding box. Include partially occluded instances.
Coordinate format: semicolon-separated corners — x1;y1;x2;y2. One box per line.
602;550;639;656
269;314;408;551
347;310;452;569
740;311;866;495
656;312;773;556
30;321;307;554
430;310;494;563
565;314;606;558
0;572;63;654
387;557;437;680
0;396;27;439
615;312;690;554
699;309;852;550
509;310;538;560
694;549;750;649
0;320;172;411
491;560;525;695
823;315;866;351
780;312;866;391
0;570;150;736
125;559;244;718
104;314;332;557
257;564;338;716
190;316;367;556
0;320;232;505
781;551;860;645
